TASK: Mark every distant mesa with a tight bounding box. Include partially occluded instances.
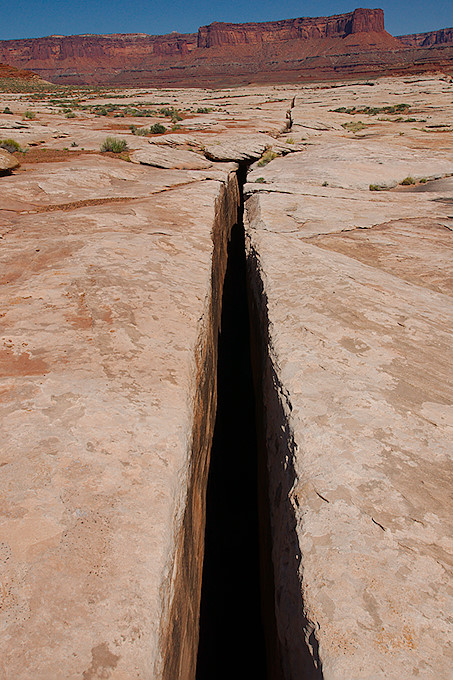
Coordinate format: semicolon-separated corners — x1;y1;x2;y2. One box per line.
0;7;452;87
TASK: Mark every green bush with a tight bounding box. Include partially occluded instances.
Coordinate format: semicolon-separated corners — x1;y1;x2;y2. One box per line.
24;110;36;120
196;107;212;114
2;106;13;114
400;176;415;185
100;136;128;153
0;138;22;153
149;123;166;134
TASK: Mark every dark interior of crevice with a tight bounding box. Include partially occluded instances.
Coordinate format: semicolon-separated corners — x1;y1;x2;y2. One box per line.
196;163;283;679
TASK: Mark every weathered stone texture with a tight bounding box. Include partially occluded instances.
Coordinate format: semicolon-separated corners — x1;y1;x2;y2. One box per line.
0;155;239;679
245;125;453;679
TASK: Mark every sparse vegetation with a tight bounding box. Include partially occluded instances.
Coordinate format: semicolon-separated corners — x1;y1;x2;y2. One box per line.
196;107;212;114
257;148;278;167
149;123;167;134
369;184;386;191
342;121;367;133
400;176;416;185
100;136;128;153
130;122;167;135
2;106;13;114
0;138;21;153
24;109;36;119
255;177;265;183
130;125;148;136
65;111;76;118
333;104;411;116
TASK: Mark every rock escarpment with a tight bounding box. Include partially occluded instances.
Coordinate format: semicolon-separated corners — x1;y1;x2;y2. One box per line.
197;8;385;47
398;27;453;47
0;8;452;86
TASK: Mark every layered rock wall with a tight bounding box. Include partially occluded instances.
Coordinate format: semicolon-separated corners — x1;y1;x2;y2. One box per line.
398;27;453;47
197;9;384;48
0;32;197;72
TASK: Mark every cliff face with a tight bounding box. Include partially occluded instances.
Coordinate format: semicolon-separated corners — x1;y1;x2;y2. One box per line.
0;32;197;71
197;8;384;47
0;8;451;87
398;27;453;47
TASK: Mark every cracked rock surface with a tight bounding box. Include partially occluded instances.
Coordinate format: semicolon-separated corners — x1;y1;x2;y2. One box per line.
0;75;452;679
245;77;453;680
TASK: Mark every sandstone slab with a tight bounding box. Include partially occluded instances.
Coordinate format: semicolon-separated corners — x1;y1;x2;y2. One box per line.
0;153;240;679
244;109;453;679
130;145;212;170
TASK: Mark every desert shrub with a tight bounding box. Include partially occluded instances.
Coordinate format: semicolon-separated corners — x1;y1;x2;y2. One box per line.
100;136;128;153
369;184;386;191
158;107;174;117
65;111;76;118
196;107;212;114
0;138;21;153
342;121;367;133
24;110;36;119
257;148;278;167
149;123;166;134
334;104;410;116
130;125;150;136
254;177;265;183
2;106;13;114
400;176;416;185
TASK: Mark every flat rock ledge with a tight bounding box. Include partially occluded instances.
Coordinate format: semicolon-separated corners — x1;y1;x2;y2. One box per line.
130;145;212;170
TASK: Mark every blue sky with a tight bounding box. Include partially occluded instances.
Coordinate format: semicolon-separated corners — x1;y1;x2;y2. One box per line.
0;0;452;40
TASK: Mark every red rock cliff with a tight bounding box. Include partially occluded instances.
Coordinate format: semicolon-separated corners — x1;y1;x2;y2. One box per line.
398;27;453;47
197;8;384;47
0;32;197;72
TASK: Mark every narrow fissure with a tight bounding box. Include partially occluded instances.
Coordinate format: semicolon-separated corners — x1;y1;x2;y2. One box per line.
196;164;283;680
